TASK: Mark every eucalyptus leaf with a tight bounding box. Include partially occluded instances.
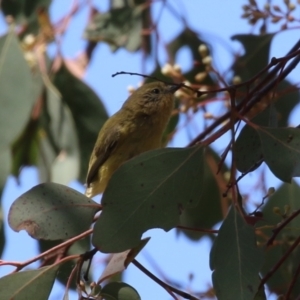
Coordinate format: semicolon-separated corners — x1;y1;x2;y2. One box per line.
8;182;100;240
256;127;300;182
0;31;35;151
93;146;204;253
210;207;263;300
0;265;58;300
101;282;141;300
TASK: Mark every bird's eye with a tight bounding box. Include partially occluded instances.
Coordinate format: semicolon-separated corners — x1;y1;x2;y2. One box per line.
151;88;160;94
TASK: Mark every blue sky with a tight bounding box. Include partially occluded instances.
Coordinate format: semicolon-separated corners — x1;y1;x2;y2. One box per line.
1;1;300;299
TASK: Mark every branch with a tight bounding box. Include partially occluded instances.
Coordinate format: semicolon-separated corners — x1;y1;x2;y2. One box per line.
266;208;300;246
0;228;93;272
132;259;199;300
188;39;300;147
259;235;300;289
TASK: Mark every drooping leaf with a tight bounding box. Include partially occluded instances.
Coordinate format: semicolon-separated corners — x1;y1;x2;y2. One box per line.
8;182;100;240
101;282;141;300
235;106;277;173
210;206;263;300
11;119;39;178
179;147;224;240
83;5;144;52
256;127;300;182
53;64;108;182
253;287;267;300
260;182;300;297
0;31;35;151
0;265;58;300
38;82;80;184
93;146;204;253
99;238;150;284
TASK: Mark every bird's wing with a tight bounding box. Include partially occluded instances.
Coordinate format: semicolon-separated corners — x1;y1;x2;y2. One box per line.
86;127;121;187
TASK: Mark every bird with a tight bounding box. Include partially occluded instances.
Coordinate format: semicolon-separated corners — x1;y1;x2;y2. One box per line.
85;81;180;198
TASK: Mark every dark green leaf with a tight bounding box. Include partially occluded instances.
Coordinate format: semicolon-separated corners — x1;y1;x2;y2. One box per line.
179;148;224;240
253;287;267;300
235;107;277;173
1;0;51;27
11;120;39;177
53;64;108;182
0;148;11;193
0;31;35;151
231;34;274;81
38;82;80;184
256;127;300;182
83;6;143;52
93;146;204;253
210;206;263;300
0;265;58;300
101;282;140;300
8;182;99;240
260;182;300;296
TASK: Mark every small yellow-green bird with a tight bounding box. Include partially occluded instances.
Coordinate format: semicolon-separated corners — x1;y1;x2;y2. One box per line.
85;81;180;198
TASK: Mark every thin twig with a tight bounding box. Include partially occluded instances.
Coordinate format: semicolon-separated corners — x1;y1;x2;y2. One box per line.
267;208;300;246
259;236;300;289
0;228;93;272
132;259;199;300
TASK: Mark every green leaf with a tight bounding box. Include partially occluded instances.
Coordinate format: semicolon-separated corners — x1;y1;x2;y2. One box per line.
83;6;143;52
274;80;300;128
92;146;204;253
179;148;224;240
253;287;267;300
38;81;80;184
235;107;277;173
1;0;51;27
0;31;35;151
0;265;58;300
210;206;263;300
8;182;99;240
256;127;300;182
53;64;108;182
260;182;300;296
231;34;274;81
101;282;141;300
11;119;39;178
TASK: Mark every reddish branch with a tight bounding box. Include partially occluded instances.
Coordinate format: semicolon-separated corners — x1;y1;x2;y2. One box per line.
259;236;300;289
266;208;300;246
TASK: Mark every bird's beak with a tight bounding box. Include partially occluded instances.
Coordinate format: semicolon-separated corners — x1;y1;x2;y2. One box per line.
165;84;181;94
